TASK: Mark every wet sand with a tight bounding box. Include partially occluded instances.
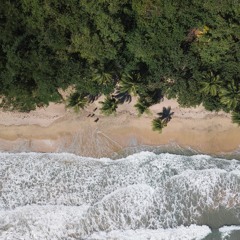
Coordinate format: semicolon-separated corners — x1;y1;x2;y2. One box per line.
0;98;239;157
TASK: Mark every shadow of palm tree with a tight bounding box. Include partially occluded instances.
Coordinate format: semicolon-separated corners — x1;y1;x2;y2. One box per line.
113;90;132;104
157;106;174;123
87;94;101;103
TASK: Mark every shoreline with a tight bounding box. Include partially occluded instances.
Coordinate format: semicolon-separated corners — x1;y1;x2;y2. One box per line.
0;98;240;158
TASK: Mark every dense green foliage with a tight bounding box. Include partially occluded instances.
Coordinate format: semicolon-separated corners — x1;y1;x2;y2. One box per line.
0;0;240;123
232;110;240;126
152;118;167;133
66;92;88;113
100;96;118;115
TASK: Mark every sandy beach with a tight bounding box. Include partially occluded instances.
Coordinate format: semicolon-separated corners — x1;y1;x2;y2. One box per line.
0;97;240;158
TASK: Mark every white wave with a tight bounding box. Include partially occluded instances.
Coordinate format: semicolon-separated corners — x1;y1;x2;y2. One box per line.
0;205;89;240
86;225;211;240
155;169;240;228
0;151;240;239
219;225;240;232
219;225;240;238
81;184;156;234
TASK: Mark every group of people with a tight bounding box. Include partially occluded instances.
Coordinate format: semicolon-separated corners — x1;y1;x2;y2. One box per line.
87;107;99;122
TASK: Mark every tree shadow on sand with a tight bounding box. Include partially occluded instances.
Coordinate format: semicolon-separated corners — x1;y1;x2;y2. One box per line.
87;94;101;103
152;107;174;133
157;106;174;124
113;90;132;104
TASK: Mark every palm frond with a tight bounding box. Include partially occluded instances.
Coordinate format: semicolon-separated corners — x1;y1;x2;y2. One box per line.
118;73;139;96
220;84;240;110
92;70;113;86
231;111;240;126
152;118;166;133
134;101;149;115
100;96;118;115
200;73;221;96
67;92;88;112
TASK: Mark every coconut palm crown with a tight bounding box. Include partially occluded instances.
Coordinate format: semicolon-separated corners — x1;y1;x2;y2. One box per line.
67;92;88;113
200;72;221;96
152;118;167;133
100;96;118;116
92;69;113;86
118;73;141;96
219;81;240;110
231;111;240;126
134;99;150;115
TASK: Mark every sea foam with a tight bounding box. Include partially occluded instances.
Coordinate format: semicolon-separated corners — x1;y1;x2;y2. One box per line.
0;152;239;239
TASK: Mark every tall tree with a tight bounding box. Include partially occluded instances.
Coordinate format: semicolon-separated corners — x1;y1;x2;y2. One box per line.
100;96;118;115
200;72;221;96
220;81;240;110
67;92;88;113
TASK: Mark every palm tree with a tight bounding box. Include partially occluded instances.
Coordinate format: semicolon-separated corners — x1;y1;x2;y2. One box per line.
231;111;240;126
67;92;88;113
200;72;221;96
118;73;140;96
157;107;174;124
152;118;167;133
100;96;118;115
92;69;113;86
134;98;150;115
219;81;240;110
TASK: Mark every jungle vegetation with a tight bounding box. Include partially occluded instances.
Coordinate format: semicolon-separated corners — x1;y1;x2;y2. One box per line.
0;0;240;126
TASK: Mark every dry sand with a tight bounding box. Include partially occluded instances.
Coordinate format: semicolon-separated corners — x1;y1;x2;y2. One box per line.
0;97;240;158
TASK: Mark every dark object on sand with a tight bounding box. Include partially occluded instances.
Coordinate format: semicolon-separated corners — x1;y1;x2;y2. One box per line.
93;107;98;112
87;113;91;117
91;113;95;117
94;118;99;122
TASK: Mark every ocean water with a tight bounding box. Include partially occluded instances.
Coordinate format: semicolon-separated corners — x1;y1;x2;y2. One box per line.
0;151;240;240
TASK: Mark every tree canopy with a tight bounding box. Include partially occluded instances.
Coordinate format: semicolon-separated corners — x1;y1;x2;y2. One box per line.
0;0;239;120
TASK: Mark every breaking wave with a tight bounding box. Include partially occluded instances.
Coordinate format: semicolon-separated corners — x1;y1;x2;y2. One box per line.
0;152;239;239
